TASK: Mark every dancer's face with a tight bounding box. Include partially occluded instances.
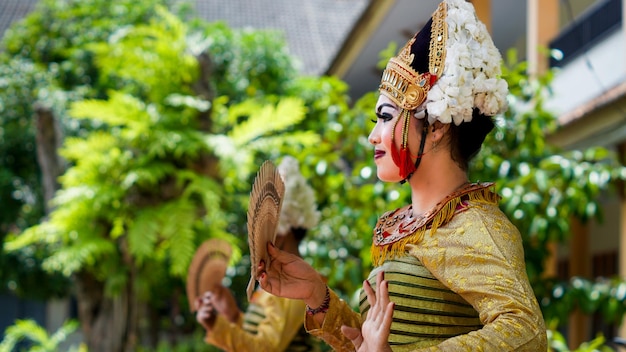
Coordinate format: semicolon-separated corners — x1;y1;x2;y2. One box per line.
368;95;423;182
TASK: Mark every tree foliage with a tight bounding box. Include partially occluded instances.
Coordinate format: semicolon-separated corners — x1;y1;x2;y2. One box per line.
0;319;85;352
188;21;298;102
1;1;329;349
5;2;240;309
0;0;173;300
548;328;613;352
2;0;172;91
0;53;71;299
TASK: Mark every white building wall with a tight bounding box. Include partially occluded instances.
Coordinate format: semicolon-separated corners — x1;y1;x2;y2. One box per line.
545;29;626;118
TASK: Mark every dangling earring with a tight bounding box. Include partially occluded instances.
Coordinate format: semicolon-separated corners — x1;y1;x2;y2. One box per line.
390;109;416;180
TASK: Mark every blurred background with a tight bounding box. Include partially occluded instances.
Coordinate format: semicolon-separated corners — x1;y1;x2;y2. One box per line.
0;0;625;350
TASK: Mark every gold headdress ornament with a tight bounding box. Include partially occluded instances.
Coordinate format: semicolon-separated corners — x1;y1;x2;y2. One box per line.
377;0;508;180
379;2;447;111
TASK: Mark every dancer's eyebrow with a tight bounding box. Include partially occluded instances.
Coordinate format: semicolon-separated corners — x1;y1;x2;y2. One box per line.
376;103;397;113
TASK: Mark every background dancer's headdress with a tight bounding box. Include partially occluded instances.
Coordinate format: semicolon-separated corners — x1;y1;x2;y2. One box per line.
276;156;320;237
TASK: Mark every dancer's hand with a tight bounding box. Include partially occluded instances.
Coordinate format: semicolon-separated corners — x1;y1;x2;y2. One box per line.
195;291;218;332
257;242;327;309
195;287;240;331
341;271;394;352
210;286;240;323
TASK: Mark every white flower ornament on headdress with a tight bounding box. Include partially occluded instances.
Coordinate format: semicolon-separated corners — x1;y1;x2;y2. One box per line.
276;156;320;236
425;0;509;125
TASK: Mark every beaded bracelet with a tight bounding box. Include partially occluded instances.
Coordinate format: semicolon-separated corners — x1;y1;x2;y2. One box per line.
306;285;330;316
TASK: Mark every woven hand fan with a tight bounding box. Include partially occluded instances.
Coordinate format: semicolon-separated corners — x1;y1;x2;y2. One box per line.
246;160;285;301
186;238;232;312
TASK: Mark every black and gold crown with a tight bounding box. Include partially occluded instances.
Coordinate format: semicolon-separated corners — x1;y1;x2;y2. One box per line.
379;2;447;111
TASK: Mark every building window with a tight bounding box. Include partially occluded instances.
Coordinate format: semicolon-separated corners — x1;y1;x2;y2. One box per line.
549;0;622;67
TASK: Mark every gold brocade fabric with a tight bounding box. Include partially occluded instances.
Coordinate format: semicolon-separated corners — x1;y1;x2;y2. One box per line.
305;186;547;351
206;289;320;352
305;289;361;352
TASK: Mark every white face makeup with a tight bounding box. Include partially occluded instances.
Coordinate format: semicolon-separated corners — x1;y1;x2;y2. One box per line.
369;95;428;182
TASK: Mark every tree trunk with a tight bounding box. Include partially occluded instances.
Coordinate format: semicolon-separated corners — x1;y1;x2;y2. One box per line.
74;270;139;352
192;52;214;133
191;52;222;180
34;103;64;212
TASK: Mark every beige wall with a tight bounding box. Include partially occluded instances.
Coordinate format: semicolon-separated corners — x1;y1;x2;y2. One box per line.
558;196;621;258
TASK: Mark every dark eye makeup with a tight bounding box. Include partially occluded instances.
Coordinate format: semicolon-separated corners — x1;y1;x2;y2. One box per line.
372;112;393;123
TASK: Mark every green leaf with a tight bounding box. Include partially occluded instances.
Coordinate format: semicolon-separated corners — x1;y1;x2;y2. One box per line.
230;97;306;145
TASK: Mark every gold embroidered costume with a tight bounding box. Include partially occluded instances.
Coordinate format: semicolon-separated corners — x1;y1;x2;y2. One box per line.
304;184;547;351
206;289;319;352
254;0;547;349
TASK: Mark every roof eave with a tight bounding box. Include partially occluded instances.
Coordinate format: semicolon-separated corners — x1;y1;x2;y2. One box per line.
325;0;396;78
547;80;626;150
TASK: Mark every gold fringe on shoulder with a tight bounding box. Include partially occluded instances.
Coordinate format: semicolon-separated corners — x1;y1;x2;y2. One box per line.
371;185;499;266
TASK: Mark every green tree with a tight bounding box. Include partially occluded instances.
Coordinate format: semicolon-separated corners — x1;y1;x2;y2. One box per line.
0;0;172;300
2;0;172;92
548;329;613;352
2;2;323;351
5;7;226;350
0;58;71;299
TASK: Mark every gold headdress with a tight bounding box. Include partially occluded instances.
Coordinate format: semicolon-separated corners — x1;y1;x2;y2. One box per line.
377;0;508;180
379;2;447;111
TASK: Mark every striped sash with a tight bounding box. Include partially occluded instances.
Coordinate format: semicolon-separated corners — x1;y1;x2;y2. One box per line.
360;255;482;350
242;302;319;352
